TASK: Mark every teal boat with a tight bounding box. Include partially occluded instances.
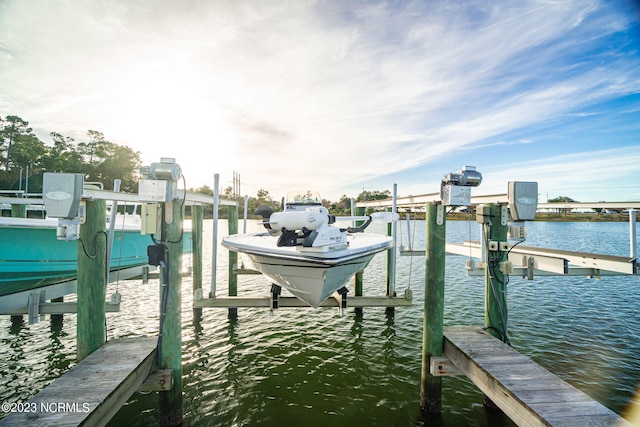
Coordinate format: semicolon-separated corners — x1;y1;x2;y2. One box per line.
0;215;191;297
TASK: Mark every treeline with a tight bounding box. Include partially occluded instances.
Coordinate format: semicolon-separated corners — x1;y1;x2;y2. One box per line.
195;187;392;218
1;114;393;216
0;115;141;193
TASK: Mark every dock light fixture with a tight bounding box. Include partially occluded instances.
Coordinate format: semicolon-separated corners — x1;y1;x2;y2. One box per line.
440;166;482;206
42;172;84;240
508;181;538;222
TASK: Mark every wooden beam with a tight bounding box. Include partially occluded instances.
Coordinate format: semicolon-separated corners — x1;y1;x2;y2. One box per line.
7;302;120;315
0;337;157;427
443;326;634;427
193;295;412;309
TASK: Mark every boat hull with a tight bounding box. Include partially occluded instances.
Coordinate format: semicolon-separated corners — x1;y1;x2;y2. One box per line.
0;217;191;297
222;232;392;307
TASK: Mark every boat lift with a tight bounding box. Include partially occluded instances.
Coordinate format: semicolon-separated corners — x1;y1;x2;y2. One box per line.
196;179;412;316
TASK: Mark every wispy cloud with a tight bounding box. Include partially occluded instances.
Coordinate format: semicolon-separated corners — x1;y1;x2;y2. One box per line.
0;0;638;200
481;147;640;201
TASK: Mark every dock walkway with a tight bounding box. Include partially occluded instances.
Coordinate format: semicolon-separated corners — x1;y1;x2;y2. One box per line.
0;336;157;427
444;326;633;426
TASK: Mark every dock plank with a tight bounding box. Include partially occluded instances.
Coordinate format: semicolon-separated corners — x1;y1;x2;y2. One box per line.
443;326;634;427
0;336;157;427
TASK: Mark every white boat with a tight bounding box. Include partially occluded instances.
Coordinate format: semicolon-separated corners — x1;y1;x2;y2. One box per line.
222;191;396;307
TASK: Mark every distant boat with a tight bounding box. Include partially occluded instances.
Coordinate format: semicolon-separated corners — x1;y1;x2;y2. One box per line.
222;191;396;307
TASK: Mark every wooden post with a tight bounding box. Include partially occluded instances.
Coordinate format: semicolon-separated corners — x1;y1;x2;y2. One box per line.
192;205;204;319
420;202;445;414
227;204;238;319
484;204;509;343
158;200;184;426
481;205;510;413
77;199;107;361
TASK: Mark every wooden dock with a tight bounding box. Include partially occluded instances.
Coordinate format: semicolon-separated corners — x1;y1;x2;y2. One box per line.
443;326;634;427
0;337;158;427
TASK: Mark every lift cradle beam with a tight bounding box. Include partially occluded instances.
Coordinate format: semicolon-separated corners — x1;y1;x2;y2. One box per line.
446;241;637;276
193;295;412;309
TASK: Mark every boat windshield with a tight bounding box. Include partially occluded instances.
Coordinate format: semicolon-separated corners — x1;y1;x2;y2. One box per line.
285;191;322;205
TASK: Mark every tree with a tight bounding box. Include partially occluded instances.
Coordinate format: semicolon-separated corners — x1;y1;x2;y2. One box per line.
192;185;213;196
44;132;84;172
356;189;391;202
236;189;280;216
0;115;40;171
76;130;141;191
329;194;353;215
256;189;271;201
547;196;578;215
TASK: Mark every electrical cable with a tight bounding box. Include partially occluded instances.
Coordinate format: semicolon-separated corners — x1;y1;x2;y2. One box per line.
79;230;112;343
78;230;108;259
151;175;187;245
483;222;511;345
157;257;170;368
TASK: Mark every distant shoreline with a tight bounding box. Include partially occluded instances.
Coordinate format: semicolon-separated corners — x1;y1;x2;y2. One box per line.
445;212;637;222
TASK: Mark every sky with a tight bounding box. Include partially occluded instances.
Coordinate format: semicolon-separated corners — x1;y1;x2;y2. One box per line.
1;0;640;203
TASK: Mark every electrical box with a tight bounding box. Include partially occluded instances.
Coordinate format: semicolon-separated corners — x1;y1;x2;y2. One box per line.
138;158;181;202
508;181;538;221
43;172;84;241
42;173;84;219
441;185;472;206
508;223;527;240
440;166;482;206
139;179;170;202
141;203;161;235
476;205;491;224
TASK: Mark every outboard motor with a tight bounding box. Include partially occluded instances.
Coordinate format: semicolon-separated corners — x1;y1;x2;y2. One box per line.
256;206;279;236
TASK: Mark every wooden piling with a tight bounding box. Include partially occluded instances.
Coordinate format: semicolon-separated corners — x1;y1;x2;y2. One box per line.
77;198;107;361
191;205;204;319
483;204;509;343
420;202;445;413
158;200;184;426
227;204;238;319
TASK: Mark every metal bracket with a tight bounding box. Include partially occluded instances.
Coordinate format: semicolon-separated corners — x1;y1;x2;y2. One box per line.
137;369;174;392
28;291;45;325
165;201;174;224
436;204;444;225
527;256;535;280
501;205;509;225
430;356;462;376
270;284;282;313
333;287;348;316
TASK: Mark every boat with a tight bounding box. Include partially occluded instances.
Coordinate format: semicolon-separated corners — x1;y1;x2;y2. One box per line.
222;191;397;307
0;203;191;298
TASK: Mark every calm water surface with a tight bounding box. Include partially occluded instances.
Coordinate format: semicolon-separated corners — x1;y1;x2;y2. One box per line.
1;219;639;426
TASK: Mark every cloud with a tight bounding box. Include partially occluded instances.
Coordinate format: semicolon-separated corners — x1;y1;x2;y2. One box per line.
0;0;639;201
481;147;640;201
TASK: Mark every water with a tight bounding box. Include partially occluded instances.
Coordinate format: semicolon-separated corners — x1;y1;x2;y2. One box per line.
1;220;639;426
